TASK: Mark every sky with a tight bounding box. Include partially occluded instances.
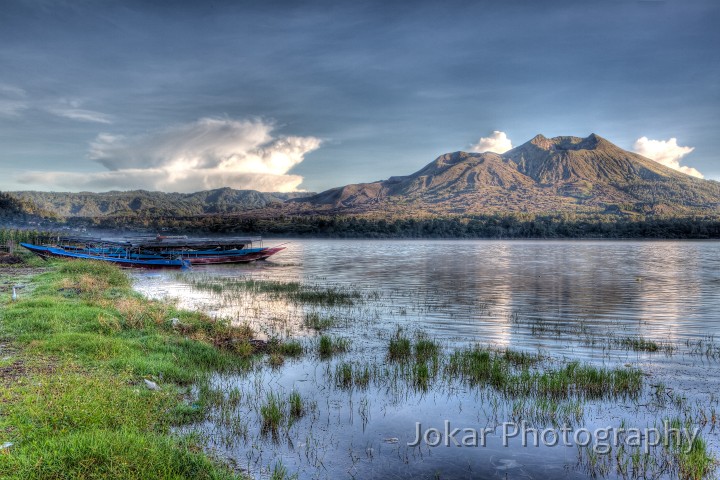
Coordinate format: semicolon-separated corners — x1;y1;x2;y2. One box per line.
0;0;718;193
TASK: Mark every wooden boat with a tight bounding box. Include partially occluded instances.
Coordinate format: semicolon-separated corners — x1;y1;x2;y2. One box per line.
178;246;286;265
33;235;287;266
21;243;191;269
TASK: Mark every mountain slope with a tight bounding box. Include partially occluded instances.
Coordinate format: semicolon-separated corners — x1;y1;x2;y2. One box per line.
10;188;315;218
294;134;720;216
0;191;57;222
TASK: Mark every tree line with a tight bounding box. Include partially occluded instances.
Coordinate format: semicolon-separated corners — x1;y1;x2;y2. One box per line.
64;213;720;239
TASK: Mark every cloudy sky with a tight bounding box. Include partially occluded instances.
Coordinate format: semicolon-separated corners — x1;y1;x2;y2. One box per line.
0;0;718;193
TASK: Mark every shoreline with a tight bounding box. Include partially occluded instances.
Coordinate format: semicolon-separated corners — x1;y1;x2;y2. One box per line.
0;257;253;479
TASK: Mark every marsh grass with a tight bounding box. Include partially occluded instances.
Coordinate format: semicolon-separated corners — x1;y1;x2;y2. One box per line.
268;353;285;367
189;277;363;306
318;335;348;358
289;391;305;418
388;332;412;361
664;418;716;480
270;460;297;480
615;336;677;353
334;362;372;389
579;418;716;480
260;392;285;432
446;346;642;400
414;335;440;362
269;338;303;357
303;312;337;331
412;361;430;390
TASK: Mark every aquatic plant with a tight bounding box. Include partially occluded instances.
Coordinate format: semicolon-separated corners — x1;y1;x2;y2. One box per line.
414;336;441;362
303;312;337;331
289;391;304;418
446;347;642;400
260;392;285;432
388;332;412;361
318;335;348;358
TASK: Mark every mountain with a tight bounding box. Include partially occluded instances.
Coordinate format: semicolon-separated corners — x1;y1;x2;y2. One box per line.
5;134;720;238
9;188;315;218
293;134;720;216
0;192;31;218
0;191;58;224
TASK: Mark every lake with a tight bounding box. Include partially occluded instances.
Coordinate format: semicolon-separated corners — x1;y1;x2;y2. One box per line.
133;240;720;479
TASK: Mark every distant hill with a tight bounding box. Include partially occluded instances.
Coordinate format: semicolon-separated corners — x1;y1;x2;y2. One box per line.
0;192;29;219
9;188;315;218
0;191;56;220
5;134;720;239
292;134;720;217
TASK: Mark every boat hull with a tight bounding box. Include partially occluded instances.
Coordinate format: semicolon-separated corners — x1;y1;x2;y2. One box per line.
21;243;190;270
183;247;286;265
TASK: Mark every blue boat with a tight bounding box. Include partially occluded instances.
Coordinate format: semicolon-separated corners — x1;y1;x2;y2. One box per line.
21;243;191;269
54;235;286;265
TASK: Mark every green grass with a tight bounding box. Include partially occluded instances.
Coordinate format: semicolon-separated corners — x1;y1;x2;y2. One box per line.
414;336;441;362
269;339;303;357
334;361;371;389
0;430;237;480
446;346;642;400
270;460;297;480
0;263;254;384
189;277;362;306
0;259;247;478
266;338;304;367
289;391;305;418
388;333;412;361
303;312;337;331
664;418;716;480
318;335;348;358
260;392;285;432
412;361;430;390
618;336;660;352
389;332;441;365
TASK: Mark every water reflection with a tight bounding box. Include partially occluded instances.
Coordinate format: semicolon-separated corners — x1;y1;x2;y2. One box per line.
132;240;720;479
134;239;720;347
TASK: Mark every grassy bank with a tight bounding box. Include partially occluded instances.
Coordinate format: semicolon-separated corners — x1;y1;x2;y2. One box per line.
0;258;253;479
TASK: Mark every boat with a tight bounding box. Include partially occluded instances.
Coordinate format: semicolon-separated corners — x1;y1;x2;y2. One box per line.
25;235;286;266
21;243;191;269
103;236;286;265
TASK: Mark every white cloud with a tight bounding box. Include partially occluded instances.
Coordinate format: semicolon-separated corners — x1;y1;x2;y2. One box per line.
18;117;322;193
0;100;28;117
0;84;28;116
633;136;703;179
0;86;113;123
47;107;113;124
0;84;26;98
469;131;513;154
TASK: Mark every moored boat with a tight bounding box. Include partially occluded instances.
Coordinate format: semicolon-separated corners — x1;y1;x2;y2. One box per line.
25;235;287;266
21;243;191;269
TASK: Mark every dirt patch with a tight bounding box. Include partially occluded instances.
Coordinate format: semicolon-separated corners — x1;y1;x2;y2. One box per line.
0;266;47;274
0;343;23;386
0;359;27;384
0;344;57;388
0;254;24;265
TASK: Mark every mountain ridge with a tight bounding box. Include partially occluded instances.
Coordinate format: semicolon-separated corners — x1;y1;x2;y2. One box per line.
8;188;315;217
290;133;719;217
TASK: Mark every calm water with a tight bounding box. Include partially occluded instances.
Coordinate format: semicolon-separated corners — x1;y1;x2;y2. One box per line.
133;240;720;479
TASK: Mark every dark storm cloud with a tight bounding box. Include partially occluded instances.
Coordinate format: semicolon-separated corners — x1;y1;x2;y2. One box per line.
1;0;718;191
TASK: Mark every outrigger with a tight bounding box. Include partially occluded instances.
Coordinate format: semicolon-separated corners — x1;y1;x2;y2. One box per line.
21;235;287;269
